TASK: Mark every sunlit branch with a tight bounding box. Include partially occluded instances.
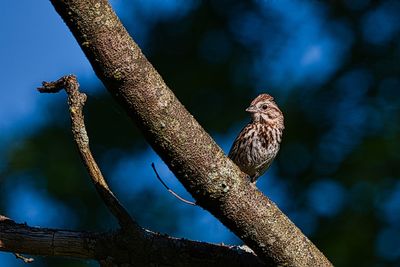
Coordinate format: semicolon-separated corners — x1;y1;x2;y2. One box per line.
38;75;140;235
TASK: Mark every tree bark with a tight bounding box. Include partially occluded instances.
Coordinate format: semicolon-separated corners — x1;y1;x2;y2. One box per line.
46;0;332;266
0;216;262;266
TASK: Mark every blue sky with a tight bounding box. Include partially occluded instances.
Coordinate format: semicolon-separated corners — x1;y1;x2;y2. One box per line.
0;0;96;141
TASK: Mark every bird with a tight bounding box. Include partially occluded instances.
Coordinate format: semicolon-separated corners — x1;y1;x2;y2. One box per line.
228;93;285;183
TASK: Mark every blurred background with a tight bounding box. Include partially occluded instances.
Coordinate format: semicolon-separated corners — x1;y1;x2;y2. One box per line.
1;0;399;266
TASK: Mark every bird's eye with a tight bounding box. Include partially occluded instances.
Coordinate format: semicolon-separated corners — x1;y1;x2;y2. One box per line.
261;104;268;110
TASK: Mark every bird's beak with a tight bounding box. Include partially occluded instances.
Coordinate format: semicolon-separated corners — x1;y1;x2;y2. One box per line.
245;105;257;113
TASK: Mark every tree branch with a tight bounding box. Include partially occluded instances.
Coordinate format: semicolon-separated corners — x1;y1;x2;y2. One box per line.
0;215;98;259
0;216;262;266
47;0;332;266
14;253;34;264
151;162;196;206
38;75;139;236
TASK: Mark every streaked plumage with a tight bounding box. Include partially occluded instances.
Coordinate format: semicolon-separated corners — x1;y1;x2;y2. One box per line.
229;94;284;183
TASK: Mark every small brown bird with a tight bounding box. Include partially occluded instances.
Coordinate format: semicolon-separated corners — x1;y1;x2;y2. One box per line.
228;94;285;183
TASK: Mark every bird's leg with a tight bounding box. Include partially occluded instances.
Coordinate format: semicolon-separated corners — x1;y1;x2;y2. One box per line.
250;172;258;183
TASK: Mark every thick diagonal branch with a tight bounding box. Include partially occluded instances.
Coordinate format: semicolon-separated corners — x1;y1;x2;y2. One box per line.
49;1;332;266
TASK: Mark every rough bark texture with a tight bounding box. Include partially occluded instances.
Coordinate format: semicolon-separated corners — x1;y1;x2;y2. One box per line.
45;0;332;266
0;216;262;266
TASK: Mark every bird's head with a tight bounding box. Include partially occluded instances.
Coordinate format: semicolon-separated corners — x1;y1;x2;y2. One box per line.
246;93;284;129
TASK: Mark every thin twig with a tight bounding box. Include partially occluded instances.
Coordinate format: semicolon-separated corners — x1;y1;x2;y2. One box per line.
14;253;34;263
37;75;140;235
151;163;196;206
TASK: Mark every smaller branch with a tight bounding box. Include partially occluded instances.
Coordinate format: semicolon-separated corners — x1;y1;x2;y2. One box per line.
38;75;140;235
14;253;34;264
151;163;196;206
